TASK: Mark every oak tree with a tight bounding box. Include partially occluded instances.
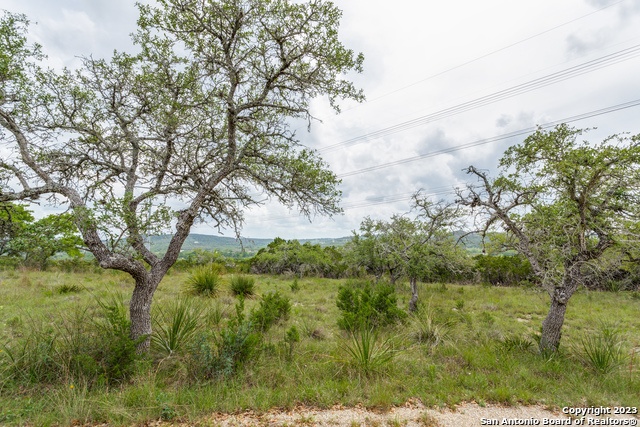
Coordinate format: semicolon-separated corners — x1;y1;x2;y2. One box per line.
0;1;364;350
457;124;640;352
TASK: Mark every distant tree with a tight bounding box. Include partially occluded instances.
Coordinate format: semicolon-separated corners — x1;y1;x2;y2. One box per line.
457;124;640;352
349;196;468;311
0;204;82;269
0;1;364;351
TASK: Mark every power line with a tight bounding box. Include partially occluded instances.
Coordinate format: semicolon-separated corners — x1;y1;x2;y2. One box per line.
336;98;640;178
320;44;640;153
337;0;626;113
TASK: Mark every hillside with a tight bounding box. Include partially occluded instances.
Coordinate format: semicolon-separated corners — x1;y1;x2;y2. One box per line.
148;234;353;256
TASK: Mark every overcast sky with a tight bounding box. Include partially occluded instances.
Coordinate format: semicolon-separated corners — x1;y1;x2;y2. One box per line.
4;0;640;240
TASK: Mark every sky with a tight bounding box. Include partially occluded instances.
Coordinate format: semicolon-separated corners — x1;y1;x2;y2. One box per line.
3;0;640;240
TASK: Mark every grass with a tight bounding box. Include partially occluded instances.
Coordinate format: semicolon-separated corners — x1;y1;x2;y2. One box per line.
185;265;222;297
0;271;639;425
229;275;256;297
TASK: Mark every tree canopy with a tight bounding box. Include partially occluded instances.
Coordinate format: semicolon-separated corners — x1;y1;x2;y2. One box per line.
0;1;364;350
457;124;640;351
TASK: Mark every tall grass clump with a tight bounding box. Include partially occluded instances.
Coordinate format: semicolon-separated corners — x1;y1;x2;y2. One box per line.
152;297;203;357
573;320;626;374
230;275;256;297
409;307;453;351
185;265;223;297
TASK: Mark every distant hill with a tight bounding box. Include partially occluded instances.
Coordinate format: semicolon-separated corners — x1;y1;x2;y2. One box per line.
148;234;353;256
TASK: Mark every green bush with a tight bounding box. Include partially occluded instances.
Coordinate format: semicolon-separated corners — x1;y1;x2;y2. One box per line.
2;294;142;386
336;284;406;331
230;275;256;297
188;297;261;379
250;291;291;332
185;265;223;297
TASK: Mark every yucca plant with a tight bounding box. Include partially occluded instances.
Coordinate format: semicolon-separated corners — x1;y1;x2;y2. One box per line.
230;275;256;297
573;320;626;374
185;265;222;297
152;297;203;357
336;327;396;376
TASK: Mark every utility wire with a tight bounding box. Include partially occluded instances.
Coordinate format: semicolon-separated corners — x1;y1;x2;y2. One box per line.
320;44;640;153
336;98;640;178
338;0;626;113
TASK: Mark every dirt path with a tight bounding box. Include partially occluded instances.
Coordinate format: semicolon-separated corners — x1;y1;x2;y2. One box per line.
133;401;639;427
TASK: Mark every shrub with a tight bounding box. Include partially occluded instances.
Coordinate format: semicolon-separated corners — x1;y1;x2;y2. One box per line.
185;265;222;297
188;297;261;379
230;275;256;297
250;291;291;332
2;294;142;386
336;284;406;331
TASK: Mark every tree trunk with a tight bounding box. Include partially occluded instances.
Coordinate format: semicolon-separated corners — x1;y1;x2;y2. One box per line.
129;272;162;352
408;277;419;312
540;295;567;353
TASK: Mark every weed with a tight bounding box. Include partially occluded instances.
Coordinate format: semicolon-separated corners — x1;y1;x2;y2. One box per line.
290;277;301;292
418;411;441;427
189;296;261;379
185;265;222;297
230;275;256;297
206;301;229;328
631;291;640;300
56;283;83;294
498;334;533;352
151;297;203;357
454;299;465;310
285;325;300;360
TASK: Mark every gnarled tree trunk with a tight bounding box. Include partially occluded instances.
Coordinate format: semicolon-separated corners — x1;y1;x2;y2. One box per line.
408;276;419;312
540;272;580;353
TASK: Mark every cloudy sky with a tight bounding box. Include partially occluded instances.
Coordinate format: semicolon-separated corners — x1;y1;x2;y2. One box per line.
4;0;640;240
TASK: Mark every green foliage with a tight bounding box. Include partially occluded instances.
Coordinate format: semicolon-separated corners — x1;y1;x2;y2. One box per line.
335;327;396;377
473;254;534;287
573;321;626;374
250;291;291;332
336;284;406;331
185;265;222;297
151;297;203;357
2;294;142;386
250;238;348;278
290;277;301;292
55;283;83;294
0;204;83;270
230;275;256;297
188;297;261;379
285;325;300;360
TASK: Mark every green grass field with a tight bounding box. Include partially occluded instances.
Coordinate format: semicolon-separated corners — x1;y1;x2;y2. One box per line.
1;268;639;426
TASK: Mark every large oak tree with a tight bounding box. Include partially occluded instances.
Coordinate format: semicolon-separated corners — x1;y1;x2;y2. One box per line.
0;0;364;350
457;124;640;352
